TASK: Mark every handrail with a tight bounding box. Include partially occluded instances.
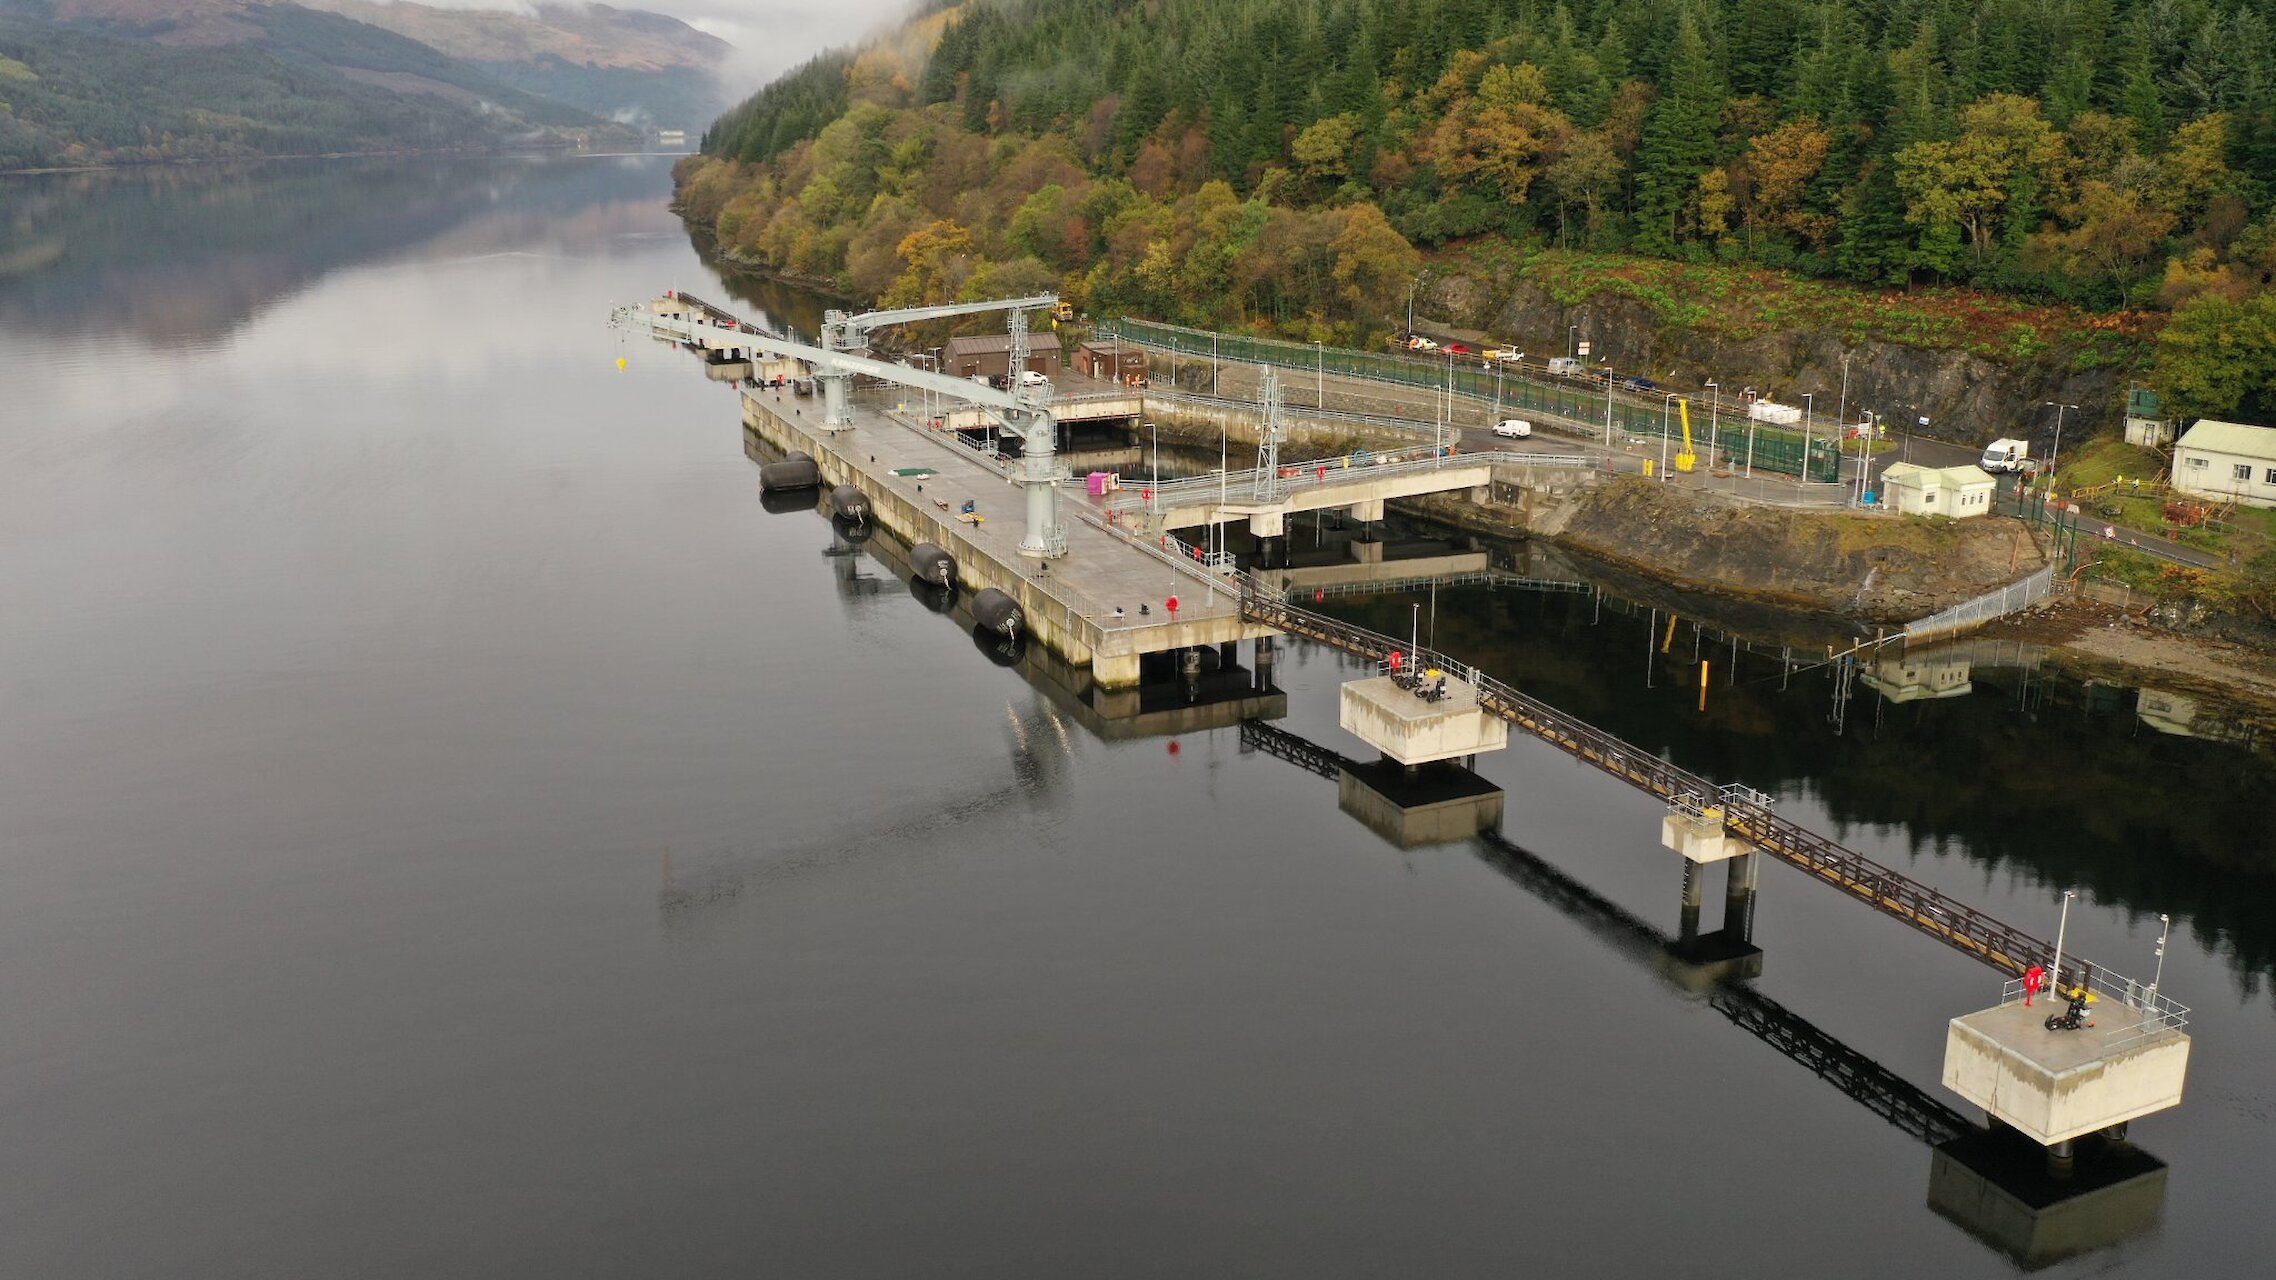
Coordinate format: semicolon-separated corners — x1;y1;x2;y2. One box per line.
1116;447;1589;511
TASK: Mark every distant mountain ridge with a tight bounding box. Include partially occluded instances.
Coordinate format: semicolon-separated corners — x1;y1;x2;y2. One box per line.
0;0;730;168
293;0;726;74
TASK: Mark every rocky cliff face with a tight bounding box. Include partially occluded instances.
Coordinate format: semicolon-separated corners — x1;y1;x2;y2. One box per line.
1428;276;2128;452
1532;478;2047;622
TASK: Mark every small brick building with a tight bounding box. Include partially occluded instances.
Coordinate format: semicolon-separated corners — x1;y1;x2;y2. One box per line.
1073;341;1149;385
944;332;1063;380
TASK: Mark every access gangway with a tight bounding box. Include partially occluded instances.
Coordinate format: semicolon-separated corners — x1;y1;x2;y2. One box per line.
1236;577;2172;1006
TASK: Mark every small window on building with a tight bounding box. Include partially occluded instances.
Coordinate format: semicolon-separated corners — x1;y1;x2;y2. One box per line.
2236;464;2253;481
2187;456;2208;468
2263;467;2276;485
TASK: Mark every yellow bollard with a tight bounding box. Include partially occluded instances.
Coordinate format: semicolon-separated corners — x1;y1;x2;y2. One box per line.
1643;458;1655;478
616;356;627;370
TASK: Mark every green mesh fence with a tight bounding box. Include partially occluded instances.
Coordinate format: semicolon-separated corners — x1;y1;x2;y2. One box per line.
1105;316;1841;483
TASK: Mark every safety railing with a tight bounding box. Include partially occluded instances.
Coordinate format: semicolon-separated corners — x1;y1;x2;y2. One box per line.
1902;565;2056;643
1998;976;2190;1050
1269;569;1594;601
1240;579;2170;998
1116;447;1587;513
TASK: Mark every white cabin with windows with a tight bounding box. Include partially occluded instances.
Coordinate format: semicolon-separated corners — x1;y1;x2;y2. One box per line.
1879;463;1998;518
2172;419;2276;508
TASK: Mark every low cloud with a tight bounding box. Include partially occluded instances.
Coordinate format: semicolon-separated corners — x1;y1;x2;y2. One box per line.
363;0;919;98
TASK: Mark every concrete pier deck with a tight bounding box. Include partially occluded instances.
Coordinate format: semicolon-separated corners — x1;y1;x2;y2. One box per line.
741;387;1272;687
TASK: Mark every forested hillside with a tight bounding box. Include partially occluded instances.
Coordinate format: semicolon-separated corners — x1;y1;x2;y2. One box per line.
683;0;2276;420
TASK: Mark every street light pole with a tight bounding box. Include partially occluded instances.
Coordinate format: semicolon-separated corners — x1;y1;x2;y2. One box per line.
1661;392;1678;480
2045;400;2080;482
1802;392;1815;492
1705;380;1719;469
1149;419;1158;516
1569;324;1578;359
1603;365;1615;451
1315;340;1324;410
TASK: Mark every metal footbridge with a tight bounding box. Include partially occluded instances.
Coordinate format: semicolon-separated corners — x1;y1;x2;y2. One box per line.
1236;577;2176;1012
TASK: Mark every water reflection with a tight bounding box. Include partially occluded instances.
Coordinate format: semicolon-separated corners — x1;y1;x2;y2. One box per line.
1245;716;2170;1272
0;155;676;346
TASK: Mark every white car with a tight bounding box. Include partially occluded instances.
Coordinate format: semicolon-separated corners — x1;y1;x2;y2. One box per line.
1019;370;1049;387
1493;419;1532;439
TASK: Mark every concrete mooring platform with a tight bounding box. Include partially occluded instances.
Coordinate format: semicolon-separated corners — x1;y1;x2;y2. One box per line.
1338;674;1509;765
1942;1000;2191;1146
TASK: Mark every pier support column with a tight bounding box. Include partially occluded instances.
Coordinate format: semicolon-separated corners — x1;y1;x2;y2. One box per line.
1219;641;1238;670
1659;801;1765;980
1678;861;1703;942
1723;851;1760;943
1254;635;1277;690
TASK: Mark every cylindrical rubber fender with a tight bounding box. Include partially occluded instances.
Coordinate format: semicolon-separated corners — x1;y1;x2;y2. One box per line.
910;542;957;588
970;587;1023;639
758;458;820;491
829;485;871;524
759;486;817;515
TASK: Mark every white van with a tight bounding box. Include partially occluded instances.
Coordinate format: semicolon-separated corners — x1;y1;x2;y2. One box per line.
1019;369;1049;387
1493;419;1532;439
1546;356;1584;376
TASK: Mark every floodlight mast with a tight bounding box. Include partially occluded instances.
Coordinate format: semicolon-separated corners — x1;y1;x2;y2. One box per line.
817;294;1059;427
615;302;1068;557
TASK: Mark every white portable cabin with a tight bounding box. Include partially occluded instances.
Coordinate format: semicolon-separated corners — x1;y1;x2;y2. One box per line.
1879;463;1998;518
2172;418;2276;508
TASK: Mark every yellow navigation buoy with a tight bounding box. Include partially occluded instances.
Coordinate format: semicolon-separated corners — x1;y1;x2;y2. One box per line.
616;356;627;370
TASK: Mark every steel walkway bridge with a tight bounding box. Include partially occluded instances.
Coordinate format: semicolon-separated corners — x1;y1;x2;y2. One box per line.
1235;578;2166;1005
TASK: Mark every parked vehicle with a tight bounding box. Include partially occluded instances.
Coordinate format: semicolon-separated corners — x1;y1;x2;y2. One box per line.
1622;376;1659;392
1444;342;1472;355
1019;369;1049;387
1979;437;2031;472
1547;356;1586;376
1493;419;1533;439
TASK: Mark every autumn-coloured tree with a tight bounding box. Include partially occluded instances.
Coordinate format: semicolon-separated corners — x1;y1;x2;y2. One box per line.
1739;117;1834;249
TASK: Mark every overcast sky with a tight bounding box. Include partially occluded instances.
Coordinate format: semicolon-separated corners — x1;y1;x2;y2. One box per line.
402;0;920;93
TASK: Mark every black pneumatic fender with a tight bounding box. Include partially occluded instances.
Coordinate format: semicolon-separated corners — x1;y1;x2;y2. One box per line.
829;485;871;524
970;587;1023;639
759;486;818;514
758;458;820;491
910;542;957;588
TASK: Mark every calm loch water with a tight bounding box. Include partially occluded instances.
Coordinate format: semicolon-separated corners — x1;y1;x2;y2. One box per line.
3;154;2274;1277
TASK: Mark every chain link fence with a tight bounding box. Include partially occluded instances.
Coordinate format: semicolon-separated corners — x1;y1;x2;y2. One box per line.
1105;316;1841;482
